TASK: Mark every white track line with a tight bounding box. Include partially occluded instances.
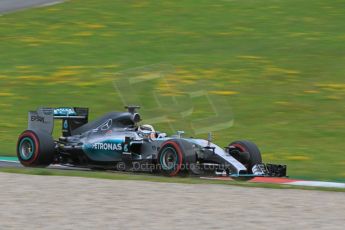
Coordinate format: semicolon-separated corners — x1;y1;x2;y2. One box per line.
200;176;345;189
0;160;20;163
285;181;345;189
36;0;64;8
0;0;65;16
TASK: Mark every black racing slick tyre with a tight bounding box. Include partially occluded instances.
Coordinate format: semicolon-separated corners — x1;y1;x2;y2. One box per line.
157;139;196;176
229;140;262;173
17;130;55;167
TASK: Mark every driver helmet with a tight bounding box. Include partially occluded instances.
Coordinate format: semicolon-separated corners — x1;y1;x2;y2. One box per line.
138;124;156;139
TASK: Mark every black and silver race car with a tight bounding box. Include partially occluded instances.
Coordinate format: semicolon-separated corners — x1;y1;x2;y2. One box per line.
17;106;286;178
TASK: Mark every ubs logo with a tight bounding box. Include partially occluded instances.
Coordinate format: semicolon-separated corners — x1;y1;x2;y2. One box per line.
31;115;45;123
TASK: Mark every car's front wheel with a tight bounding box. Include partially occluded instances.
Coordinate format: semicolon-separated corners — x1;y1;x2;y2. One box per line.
228;140;262;173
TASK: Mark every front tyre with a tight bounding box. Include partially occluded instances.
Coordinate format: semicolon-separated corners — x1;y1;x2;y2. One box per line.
17;130;55;167
229;140;262;173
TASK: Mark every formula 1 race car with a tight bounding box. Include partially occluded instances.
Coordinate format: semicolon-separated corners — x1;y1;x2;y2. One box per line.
17;106;287;178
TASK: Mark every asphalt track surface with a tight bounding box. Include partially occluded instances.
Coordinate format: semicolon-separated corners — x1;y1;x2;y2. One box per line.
0;173;344;230
0;0;63;14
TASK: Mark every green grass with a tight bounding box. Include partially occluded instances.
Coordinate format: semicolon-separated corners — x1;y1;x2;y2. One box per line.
0;168;344;192
0;0;345;182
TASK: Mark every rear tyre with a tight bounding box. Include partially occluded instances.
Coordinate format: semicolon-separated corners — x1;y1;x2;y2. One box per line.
229;140;262;173
17;130;55;167
157;139;196;176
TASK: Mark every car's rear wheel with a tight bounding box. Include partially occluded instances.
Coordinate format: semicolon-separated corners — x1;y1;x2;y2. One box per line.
17;130;55;167
157;139;196;176
228;140;262;173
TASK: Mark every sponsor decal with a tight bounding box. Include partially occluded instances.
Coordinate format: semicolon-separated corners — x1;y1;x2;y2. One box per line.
54;108;76;116
92;142;123;151
31;115;45;123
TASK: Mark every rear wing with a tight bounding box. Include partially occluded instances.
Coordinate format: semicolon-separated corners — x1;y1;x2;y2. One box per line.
28;107;88;136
